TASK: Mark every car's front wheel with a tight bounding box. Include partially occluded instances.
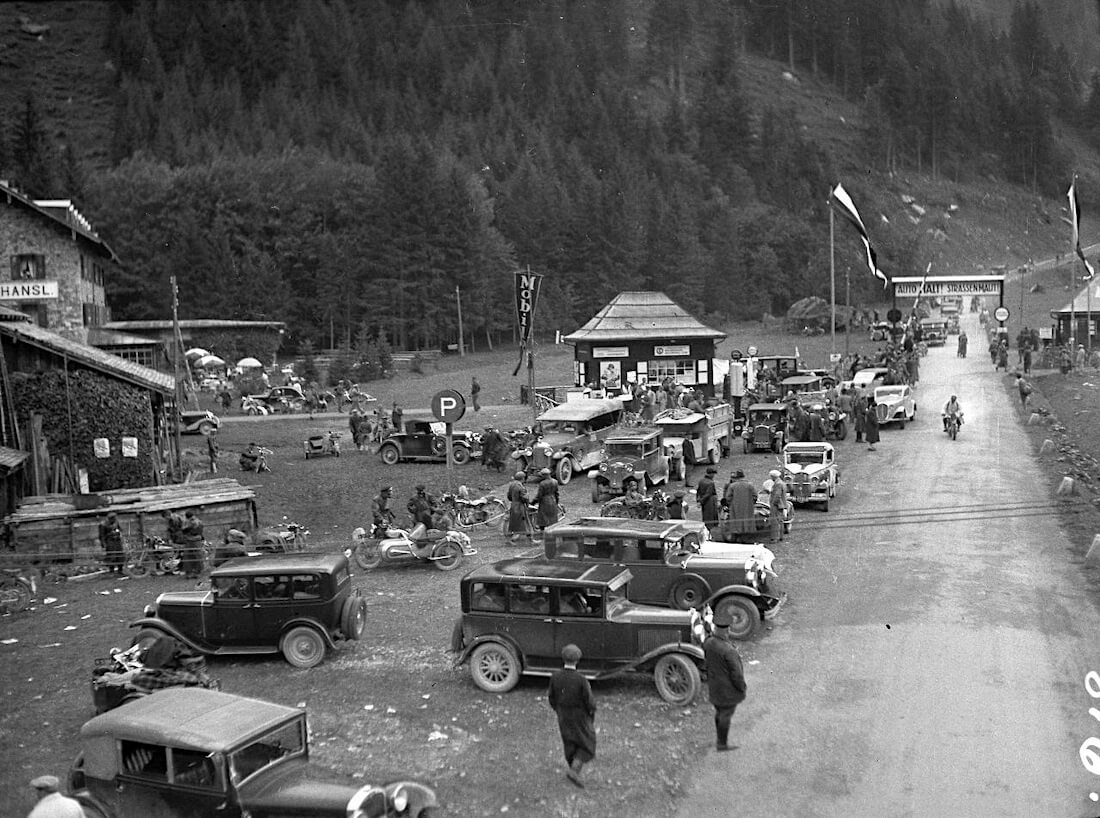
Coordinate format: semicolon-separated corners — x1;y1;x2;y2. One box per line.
281;626;326;668
469;642;520;693
379;444;401;465
555;458;573;485
341;596;366;640
452;446;471;465
714;595;761;640
653;653;701;705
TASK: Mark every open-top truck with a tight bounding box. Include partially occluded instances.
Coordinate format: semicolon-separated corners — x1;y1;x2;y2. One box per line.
654;403;734;479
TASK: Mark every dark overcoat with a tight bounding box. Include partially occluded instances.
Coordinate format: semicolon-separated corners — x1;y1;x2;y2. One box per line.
548;667;597;763
704;634;747;707
723;479;756;534
696;475;719;527
865;404;881;445
506;480;531;535
535;477;560;528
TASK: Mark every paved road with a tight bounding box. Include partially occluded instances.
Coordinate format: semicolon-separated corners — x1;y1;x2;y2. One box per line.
675;313;1100;817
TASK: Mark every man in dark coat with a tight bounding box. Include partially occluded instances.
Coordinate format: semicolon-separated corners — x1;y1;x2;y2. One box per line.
767;469;788;544
807;410;825;442
697;466;720;531
865;397;881;451
534;468;560;534
506;471;532;543
179;511;205;579
371;486;395;537
407;485;435;530
704;610;747;752
852;390;866;443
722;470;756;538
98;511;125;573
548;643;596;787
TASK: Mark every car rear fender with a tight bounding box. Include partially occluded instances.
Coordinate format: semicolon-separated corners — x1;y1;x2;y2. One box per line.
597;643;706;678
128;617;210;654
452;633;524;669
281;618;338;648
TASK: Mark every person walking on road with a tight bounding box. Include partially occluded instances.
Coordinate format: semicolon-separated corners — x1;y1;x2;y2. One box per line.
703;611;747;752
1016;373;1033;410
722;470;756;537
697;466;720;532
852;390;866;443
864;397;880;451
548;643;596;788
506;471;532;543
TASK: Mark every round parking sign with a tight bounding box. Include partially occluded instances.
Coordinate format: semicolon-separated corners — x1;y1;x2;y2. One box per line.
431;389;466;423
993;306;1010;323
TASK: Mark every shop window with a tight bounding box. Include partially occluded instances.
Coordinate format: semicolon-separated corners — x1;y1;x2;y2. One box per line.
647;359;696;384
11;254;45;280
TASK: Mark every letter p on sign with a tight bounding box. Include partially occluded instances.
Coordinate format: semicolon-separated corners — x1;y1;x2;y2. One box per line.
431;389;466;423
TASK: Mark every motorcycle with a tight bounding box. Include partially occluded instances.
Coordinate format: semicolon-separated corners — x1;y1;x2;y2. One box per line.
0;567;38;613
239;446;273;472
600;488;672;520
350;525;475;572
437;490;507;528
303;430;341;459
91;640;218;714
241;395;271;416
944;411;963;440
216;521;309;566
123;535;182;577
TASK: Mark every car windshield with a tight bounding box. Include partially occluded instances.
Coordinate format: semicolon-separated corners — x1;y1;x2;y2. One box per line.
228;717;306;784
786;452;824;465
605;442;644;457
752;412;781;424
876;387;905;398
540;420;583;434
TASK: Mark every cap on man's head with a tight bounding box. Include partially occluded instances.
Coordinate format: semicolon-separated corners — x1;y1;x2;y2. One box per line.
381;486;392;494
705;466;718;475
539;468;552;477
415;484;425;492
769;469;781;479
561;643;582;663
514;471;526;480
106;511;117;520
732;469;744;479
30;775;59;792
712;611;734;629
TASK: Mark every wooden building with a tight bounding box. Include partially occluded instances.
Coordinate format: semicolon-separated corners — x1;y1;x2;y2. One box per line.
1050;282;1100;346
563;292;727;397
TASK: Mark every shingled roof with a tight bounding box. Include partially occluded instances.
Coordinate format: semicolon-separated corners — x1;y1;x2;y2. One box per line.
563;292;726;343
1051;282;1100;316
0;321;174;394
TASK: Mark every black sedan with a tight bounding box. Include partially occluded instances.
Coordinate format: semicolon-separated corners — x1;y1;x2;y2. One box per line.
377;419;480;465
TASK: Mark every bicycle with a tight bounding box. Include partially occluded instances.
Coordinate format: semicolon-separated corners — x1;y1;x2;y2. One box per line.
533;392;559;414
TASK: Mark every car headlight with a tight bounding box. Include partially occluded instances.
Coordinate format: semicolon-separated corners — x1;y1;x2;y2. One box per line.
144;604;155;616
392;786;409;813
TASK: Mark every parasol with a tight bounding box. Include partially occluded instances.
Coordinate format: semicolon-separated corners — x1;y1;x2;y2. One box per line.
184;347;210;359
197;354;226;368
236;357;263;369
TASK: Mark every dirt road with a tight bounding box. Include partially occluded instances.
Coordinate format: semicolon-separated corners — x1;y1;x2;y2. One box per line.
675;313;1100;817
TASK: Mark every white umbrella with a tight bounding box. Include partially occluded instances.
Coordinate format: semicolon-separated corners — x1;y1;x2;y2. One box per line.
236;357;263;369
184;347;210;359
197;354;226;368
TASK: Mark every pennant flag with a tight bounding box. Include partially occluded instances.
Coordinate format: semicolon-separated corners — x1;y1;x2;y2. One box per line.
831;183;889;288
1068;180;1095;280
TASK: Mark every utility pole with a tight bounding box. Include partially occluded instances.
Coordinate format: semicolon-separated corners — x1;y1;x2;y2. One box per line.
170;276;182;482
455;285;465;356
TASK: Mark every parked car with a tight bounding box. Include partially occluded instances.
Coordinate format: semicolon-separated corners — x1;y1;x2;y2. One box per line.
179;409;220;435
741;403;788;453
451;558;705;704
515;398;624;484
67;688;437;818
782;442;840;511
541;517;784;639
869;321;894;341
874;384;917;427
378;419;480;465
248;384;307;413
588;427;672;502
129;553;366;669
947;315;960;335
653;403;734;477
843;366;892;394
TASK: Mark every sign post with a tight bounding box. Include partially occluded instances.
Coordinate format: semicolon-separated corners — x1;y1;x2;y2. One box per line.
431;389;466;494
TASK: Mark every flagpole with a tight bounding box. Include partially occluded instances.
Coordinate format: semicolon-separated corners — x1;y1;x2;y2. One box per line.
830;203;836;362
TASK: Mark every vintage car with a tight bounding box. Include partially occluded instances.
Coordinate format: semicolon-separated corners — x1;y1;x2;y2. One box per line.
842;366;892;394
67;688;437;818
541;518;784;639
802;398;847;440
451;559;704;705
946;314;960;335
741;403;788;453
653;404;734;476
515;398;623;484
874;384;917;427
179;409;220;435
378;418;480;465
919;319;948;346
588;428;672;502
782;442;840;511
247;384;307;414
129;553;366;669
869;321;894;341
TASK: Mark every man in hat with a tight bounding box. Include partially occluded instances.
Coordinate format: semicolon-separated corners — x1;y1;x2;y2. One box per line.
27;774;86;817
206;428;219;472
697;466;720;531
768;469;788;544
407;485;435;531
703;610;747;752
371;486;396;537
722;470;756;540
179;510;205;579
98;511;124;574
548;643;596;787
534;468;560;535
506;471;532;543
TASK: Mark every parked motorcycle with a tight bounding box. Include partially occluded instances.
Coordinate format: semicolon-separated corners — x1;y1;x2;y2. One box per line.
350;525;475;571
239;446;273;472
241;395;271;416
217;521;308;566
437;491;507;528
91;640;218;714
124;535;182;577
0;567;37;613
600;489;672;520
303;430;341;459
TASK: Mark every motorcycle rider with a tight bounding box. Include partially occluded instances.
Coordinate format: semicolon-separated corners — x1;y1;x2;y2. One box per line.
371;486;396;537
622;478;646;517
406;485;436;555
942;395;963;432
239;442;268;472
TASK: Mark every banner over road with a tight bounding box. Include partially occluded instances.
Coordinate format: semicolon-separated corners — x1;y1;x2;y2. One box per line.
891;275;1004;299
